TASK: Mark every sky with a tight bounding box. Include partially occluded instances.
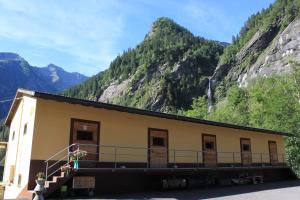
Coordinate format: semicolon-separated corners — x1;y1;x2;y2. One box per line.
0;0;275;76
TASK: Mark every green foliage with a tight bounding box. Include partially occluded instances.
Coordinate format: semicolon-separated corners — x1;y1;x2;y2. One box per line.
0;119;8;142
35;172;45;180
207;67;300;175
63;17;224;111
208;85;250;126
218;0;300;91
184;96;208;119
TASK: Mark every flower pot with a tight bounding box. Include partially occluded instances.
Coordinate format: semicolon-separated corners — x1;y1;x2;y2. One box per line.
74;160;79;169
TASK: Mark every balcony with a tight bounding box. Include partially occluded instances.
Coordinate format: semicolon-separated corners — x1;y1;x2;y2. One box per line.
45;143;287;180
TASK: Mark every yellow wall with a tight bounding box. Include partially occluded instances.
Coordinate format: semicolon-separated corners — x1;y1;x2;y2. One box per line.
30;98;285;164
4;96;36;199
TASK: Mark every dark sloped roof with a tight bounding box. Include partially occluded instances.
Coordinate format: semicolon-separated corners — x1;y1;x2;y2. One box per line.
5;89;292;137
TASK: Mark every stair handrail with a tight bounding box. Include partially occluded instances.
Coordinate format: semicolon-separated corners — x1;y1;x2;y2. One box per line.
45;143;77;180
45;143;76;163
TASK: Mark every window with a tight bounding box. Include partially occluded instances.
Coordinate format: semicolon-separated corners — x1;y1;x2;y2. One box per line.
9;165;15;184
152;137;165;146
18;174;22;187
77;131;93;140
242;144;250;151
205;142;215;150
12;131;15;141
23;123;27;135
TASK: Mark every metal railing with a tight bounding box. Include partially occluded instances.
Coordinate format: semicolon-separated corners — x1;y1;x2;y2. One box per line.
44;143;286;180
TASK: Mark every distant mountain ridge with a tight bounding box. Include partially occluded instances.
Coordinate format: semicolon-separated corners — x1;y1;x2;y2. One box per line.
0;52;88;119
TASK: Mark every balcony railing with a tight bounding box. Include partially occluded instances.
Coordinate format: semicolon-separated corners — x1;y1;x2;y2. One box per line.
44;143;286;180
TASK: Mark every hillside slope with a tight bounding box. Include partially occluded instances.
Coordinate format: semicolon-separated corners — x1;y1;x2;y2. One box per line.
184;0;300;175
64;18;225;112
0;53;88;119
211;0;300;99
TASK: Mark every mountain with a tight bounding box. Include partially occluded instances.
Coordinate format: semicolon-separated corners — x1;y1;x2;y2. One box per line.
210;0;300;98
63;0;300;174
64;17;225;112
0;53;88;119
185;0;300;175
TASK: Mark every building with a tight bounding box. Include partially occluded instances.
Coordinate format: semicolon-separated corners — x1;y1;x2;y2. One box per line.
0;141;7;180
3;89;297;199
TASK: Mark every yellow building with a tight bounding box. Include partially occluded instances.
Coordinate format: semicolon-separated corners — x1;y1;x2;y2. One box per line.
2;89;297;199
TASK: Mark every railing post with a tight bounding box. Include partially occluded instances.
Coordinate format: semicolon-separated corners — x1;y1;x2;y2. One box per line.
196;151;199;168
173;150;176;168
260;153;263;167
147;148;149;168
45;161;48;180
232;152;235;167
114;146;117;169
67;148;70;164
282;154;285;167
77;144;80;160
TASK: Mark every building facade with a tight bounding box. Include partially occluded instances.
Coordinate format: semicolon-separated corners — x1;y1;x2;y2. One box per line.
3;89;295;199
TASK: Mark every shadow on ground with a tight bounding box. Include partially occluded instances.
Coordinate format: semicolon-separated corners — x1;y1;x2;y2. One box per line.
77;180;300;200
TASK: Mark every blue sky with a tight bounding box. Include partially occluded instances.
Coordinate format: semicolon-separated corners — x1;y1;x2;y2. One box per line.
0;0;274;76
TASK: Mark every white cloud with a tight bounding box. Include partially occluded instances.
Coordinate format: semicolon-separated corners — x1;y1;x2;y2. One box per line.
0;0;127;74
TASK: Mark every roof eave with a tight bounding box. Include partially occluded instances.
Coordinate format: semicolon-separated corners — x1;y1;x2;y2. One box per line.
32;91;292;137
4;89;35;126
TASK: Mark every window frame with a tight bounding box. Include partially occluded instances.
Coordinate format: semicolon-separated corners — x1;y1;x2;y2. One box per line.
152;136;166;146
23;123;28;135
76;130;94;141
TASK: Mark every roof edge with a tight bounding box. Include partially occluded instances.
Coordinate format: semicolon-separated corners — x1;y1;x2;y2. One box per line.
30;90;292;137
4;89;35;126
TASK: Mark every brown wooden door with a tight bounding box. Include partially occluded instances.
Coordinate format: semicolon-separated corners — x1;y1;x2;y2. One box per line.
148;129;168;168
269;141;278;165
202;134;217;167
240;138;252;166
71;119;100;161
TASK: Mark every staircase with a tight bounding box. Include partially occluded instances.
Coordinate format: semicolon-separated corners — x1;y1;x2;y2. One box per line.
44;171;75;197
43;144;78;198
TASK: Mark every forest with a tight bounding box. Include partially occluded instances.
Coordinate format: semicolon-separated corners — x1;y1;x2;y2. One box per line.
185;63;300;175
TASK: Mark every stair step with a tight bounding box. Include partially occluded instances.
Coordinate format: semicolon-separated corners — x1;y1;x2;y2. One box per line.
45;181;54;188
44;172;75;198
45;175;68;188
52;176;63;182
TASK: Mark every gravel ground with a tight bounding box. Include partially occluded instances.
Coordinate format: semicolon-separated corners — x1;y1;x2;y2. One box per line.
57;180;300;200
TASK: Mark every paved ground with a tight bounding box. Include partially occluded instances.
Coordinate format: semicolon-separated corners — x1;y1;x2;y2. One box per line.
60;180;300;200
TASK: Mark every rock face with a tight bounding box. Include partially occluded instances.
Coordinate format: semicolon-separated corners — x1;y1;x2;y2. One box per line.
211;22;281;88
64;17;224;112
34;64;88;92
210;16;300;98
238;18;300;87
99;77;132;103
0;53;88;119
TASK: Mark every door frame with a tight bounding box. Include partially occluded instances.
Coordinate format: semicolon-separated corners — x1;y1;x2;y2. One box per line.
147;128;169;166
268;140;278;164
240;138;252;165
69;118;101;156
202;133;217;165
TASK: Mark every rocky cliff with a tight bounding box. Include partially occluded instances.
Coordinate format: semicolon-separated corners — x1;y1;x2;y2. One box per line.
210;0;300;101
64;18;225;112
237;18;300;87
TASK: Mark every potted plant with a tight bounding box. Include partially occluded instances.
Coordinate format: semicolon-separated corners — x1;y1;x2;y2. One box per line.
60;163;72;175
36;172;45;182
69;149;87;170
34;172;46;200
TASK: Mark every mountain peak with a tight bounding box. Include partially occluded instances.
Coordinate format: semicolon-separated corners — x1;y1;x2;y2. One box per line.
46;63;63;71
147;17;193;39
0;52;23;61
